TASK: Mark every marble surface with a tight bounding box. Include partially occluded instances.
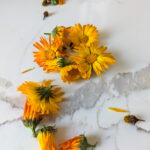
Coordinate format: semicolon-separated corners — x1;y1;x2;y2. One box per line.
1;0;150;149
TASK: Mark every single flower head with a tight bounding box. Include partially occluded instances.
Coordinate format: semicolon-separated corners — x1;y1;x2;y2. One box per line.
37;126;57;150
58;0;65;5
60;65;81;83
69;24;99;46
124;115;144;125
70;43;115;79
59;135;96;150
18;80;64;115
23;100;42;136
45;26;71;46
33;35;63;72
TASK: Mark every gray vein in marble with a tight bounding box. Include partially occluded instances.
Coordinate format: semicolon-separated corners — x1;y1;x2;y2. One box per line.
110;64;150;96
42;64;150;126
0;117;22;127
0;92;24;109
60;79;106;116
114;124;120;150
0;77;12;89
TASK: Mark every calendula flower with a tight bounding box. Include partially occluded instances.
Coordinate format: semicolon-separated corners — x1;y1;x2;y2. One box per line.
45;26;71;46
69;24;99;46
124;115;144;125
18;80;64;115
59;135;96;150
70;43;115;79
37;126;57;150
58;0;65;5
23;100;42;136
33;35;63;72
60;64;81;83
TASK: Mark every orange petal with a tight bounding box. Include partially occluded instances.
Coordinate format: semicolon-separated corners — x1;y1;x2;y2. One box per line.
21;67;35;74
107;107;128;113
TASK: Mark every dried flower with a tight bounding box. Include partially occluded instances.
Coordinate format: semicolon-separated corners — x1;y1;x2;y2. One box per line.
59;135;96;150
42;0;51;6
43;11;49;20
18;80;64;115
124;115;144;125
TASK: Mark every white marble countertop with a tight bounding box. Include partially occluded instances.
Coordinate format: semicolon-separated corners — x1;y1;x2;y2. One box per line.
1;0;150;150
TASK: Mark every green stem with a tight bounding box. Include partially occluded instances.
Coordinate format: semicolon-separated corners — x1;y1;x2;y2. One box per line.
44;33;51;35
87;143;96;148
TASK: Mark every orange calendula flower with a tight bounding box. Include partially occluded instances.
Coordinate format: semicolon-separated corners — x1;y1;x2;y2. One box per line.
23;100;42;136
18;80;64;115
69;24;99;46
45;26;71;46
58;0;65;5
59;135;96;150
107;107;128;113
33;35;63;72
60;65;81;83
37;126;57;150
70;43;115;79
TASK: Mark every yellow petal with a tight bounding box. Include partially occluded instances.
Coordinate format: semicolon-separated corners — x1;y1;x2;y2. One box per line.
21;67;35;74
107;107;128;113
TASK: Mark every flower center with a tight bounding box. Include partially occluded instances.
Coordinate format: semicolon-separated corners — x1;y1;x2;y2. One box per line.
80;35;89;43
86;54;97;64
46;50;56;60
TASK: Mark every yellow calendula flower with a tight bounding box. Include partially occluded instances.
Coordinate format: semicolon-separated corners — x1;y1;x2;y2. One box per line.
69;24;99;46
60;65;81;83
59;135;96;150
37;126;57;150
23;100;42;136
33;35;63;72
70;43;115;79
18;80;64;115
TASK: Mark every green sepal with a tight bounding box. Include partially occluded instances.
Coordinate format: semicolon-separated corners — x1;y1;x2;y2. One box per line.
23;118;42;137
36;126;57;135
44;33;51;35
57;56;71;67
51;26;57;38
36;86;53;101
44;26;57;38
79;135;96;150
51;0;58;5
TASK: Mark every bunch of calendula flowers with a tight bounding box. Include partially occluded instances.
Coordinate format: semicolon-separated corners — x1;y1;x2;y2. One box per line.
18;79;96;150
33;24;115;83
42;0;65;6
